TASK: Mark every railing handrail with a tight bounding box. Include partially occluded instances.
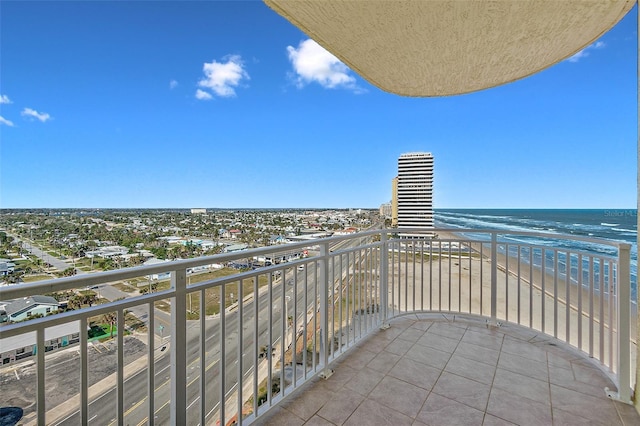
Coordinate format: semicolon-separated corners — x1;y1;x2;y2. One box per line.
400;227;627;249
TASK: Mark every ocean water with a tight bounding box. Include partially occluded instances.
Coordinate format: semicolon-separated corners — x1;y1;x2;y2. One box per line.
434;209;638;299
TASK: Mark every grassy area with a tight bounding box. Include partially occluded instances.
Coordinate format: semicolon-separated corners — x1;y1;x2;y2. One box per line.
153;268;271;317
85;310;146;340
22;274;54;283
125;310;148;333
74;258;93;268
113;282;137;293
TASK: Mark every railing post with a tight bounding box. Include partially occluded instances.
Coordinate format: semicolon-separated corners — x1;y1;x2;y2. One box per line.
171;267;188;423
380;231;390;329
490;232;498;325
36;328;45;425
319;242;333;379
606;243;632;404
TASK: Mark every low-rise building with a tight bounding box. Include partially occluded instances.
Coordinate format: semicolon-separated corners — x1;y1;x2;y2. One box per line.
4;295;59;323
0;259;16;276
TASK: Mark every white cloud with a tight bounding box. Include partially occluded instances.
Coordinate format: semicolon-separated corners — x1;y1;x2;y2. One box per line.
195;89;213;100
286;39;361;91
0;116;14;126
567;41;606;63
21;107;51;122
0;94;12;104
169;80;178;89
197;55;249;98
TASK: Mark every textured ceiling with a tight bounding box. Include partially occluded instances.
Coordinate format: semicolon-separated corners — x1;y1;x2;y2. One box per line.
265;0;635;97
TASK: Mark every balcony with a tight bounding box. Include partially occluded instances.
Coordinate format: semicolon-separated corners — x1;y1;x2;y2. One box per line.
0;229;637;425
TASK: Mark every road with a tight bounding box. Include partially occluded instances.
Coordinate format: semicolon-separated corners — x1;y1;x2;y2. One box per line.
9;233;71;272
55;285;288;425
115;236;368;425
51;235;372;425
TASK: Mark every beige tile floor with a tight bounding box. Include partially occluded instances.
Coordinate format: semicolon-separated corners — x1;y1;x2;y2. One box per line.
259;314;640;426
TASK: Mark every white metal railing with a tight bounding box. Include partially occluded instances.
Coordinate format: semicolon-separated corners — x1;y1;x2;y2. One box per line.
0;228;634;425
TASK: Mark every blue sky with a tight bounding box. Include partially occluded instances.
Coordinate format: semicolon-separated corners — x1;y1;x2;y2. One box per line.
1;1;637;209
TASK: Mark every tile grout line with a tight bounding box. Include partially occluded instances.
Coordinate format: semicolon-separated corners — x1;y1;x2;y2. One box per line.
409;322;459;422
481;327;505;425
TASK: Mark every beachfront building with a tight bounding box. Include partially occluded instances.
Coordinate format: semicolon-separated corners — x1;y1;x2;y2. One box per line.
379;202;392;219
396;152;435;237
391;176;398;227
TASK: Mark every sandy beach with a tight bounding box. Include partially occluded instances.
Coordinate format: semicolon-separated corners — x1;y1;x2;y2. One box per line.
387;230;637;375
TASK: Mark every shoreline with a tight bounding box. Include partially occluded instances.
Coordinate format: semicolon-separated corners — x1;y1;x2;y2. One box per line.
389;231;636;373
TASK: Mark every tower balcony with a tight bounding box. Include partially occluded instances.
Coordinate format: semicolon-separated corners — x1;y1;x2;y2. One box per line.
0;229;637;425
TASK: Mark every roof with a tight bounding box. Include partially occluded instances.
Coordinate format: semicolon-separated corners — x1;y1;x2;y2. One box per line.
264;0;634;97
5;295;59;317
0;321;81;353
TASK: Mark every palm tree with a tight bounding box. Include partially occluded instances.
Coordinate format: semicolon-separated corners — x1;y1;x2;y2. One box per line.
82;293;97;307
102;312;117;338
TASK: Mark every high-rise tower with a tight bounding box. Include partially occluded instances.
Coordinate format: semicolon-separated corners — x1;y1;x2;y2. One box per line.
396;152;434;236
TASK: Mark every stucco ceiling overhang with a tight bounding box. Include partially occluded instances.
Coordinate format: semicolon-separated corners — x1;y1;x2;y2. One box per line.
265;0;635;97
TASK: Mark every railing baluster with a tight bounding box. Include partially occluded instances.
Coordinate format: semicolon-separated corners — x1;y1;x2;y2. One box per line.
578;254;583;350
458;242;462;313
599;258;605;365
37;327;45;425
330;254;335;357
302;262;312;379
468;241;472;314
553;249;558;338
421;240;425;311
170;268;187;425
319;242;332;379
117;309;124;426
605;243;632;403
238;279;244;422
358;249;363;337
80;317;88;424
480;242;483;316
439;240;442;311
313;256;318;369
589;257;594;358
253;276;259;420
505;243;509;322
541;249;546;333
346;251;351;346
147;301;155;425
566;252;571;344
200;289;206;426
280;273;286;397
608;260;613;371
529;248;534;329
517;246;521;325
490;232;497;324
221;283;227;420
380;232;389;328
448;243;452;312
374;245;379;325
